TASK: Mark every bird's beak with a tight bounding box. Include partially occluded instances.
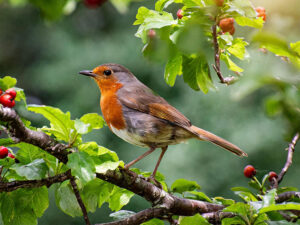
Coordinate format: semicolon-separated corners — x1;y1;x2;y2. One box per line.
79;70;97;77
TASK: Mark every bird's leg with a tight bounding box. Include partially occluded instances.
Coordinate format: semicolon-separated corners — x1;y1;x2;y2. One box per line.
124;147;156;169
152;146;168;178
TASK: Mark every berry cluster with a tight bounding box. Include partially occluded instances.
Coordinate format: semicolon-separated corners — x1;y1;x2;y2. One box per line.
0;146;15;159
243;165;278;182
0;88;17;108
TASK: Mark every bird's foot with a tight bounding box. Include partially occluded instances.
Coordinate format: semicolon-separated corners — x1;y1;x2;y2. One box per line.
146;175;163;189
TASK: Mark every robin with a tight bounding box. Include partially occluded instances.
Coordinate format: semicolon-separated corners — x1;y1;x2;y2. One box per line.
79;64;247;179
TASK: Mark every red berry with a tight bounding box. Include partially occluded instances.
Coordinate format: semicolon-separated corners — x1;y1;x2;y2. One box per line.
177;9;183;19
84;0;106;8
268;171;278;182
8;153;15;159
214;0;224;7
243;165;256;178
219;18;235;34
0;146;8;159
148;29;156;39
5;88;17;99
0;94;15;108
0;88;2;95
255;7;266;21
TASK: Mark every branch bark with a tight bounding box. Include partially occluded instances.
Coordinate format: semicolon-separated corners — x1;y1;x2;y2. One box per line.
0;170;70;192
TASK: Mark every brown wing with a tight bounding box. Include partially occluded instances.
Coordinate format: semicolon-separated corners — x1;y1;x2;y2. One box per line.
117;81;191;128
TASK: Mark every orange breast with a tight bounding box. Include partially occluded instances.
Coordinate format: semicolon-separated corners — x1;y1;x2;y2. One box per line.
97;80;126;130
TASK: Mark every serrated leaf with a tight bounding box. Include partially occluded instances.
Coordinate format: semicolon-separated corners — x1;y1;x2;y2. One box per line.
221;54;244;72
134;7;176;43
171;178;200;194
213;197;235;205
182;55;214;93
235;16;264;28
67;152;95;184
0;76;17;90
55;180;82;217
108;186;134;211
110;210;136;221
262;189;276;208
222;216;246;225
226;0;256;17
98;181;114;208
259;203;300;213
31;187;49;217
95;161;120;174
188;191;212;202
0;157;15;168
13;142;47;164
179;214;210;225
11;159;48;180
155;0;173;11
227;38;248;60
231;187;258;202
164;51;182;87
253;213;268;225
81;179;106;212
141;218;164;225
0;138;15;146
79;113;105;134
223;202;250;217
14;87;27;106
28;105;75;142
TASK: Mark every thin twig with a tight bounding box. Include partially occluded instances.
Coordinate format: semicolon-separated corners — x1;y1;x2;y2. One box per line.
277;133;299;184
211;24;235;85
68;172;91;225
0;170;70;192
275;191;300;203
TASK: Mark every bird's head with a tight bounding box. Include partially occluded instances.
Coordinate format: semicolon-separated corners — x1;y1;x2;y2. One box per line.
79;63;136;91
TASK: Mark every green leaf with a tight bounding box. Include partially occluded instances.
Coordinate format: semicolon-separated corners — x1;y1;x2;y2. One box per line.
262;189;276;208
290;41;300;55
222;217;246;225
259;203;300;213
235;16;264;28
277;187;298;194
267;221;299;225
11;159;48;180
226;0;257;17
79;113;105;134
98;181;114;208
213;197;235;205
231;187;258;202
171;178;201;194
95;161;120;174
79;142;119;161
253;213;269;225
134;7;176;43
141;218;164;225
0;76;17;90
13;142;47;164
264;95;282;117
31;187;49;217
0;138;14;146
108;186;134;211
223;202;250;217
227;38;248;60
187;191;212;202
81;179;106;212
155;0;173;11
55;180;82;217
164;51;182;87
179;214;210;225
28;105;75;142
67;152;96;184
182;55;213;93
0;157;15;168
220;54;244;72
110;210;136;221
29;0;68;21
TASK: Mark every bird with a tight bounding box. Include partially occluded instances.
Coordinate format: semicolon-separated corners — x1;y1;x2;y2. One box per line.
79;63;247;180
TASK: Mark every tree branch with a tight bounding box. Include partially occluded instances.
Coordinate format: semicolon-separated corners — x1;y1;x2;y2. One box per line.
277;132;299;184
0;170;70;192
275;191;300;203
96;208;167;225
0;107;69;163
68;171;91;225
211;24;235;85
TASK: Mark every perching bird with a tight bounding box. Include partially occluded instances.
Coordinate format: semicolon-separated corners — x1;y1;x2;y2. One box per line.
79;64;247;179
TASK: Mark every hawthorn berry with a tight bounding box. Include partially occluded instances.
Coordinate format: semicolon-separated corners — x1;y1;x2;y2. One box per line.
243;165;256;178
0;94;15;108
0;146;8;159
5;88;17;99
214;0;224;7
268;171;278;182
148;29;156;39
0;88;2;95
84;0;106;8
219;18;235;35
255;7;266;21
177;9;183;19
8;153;15;159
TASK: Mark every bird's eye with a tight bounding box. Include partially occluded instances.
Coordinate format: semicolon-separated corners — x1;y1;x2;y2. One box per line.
103;70;112;76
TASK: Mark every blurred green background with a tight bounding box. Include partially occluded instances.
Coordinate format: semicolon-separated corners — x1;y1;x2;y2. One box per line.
0;0;299;224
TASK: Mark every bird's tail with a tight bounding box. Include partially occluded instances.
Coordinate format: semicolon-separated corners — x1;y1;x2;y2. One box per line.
189;125;247;157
